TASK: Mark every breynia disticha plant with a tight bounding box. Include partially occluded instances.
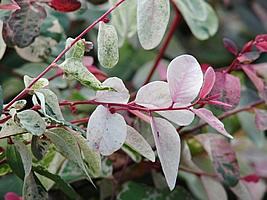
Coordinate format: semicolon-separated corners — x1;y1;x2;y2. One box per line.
1;0;267;199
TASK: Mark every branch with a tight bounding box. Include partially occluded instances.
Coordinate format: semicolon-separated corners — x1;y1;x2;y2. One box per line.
3;0;126;111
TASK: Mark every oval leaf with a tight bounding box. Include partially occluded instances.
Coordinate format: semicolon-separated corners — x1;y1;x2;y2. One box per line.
97;22;119;68
137;0;170;50
150;117;181;190
167;55;203;104
200;176;227;200
87;105;127;156
199;67;216;99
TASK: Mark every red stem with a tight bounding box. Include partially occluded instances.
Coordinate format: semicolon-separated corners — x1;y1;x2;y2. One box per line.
143;5;181;85
3;0;126;111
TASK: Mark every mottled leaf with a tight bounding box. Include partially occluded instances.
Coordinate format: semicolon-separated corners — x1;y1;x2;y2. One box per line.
167;55;203;104
0;119;26;139
3;2;47;47
137;0;170;50
150;117;181;190
24;75;49;90
125;126;155;162
31;136;50;160
97;22;119;68
86;105;127;156
16;110;46;136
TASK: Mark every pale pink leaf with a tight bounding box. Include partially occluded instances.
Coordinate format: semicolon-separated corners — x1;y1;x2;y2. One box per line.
255;109;267;131
199;67;216;99
157;103;195;126
87;105;127;156
95;77;130;104
135;81;172;108
150;117;181;190
210;72;241;110
231;181;253;200
243;180;266;200
167;54;203;104
200;176;227;200
192;108;233;139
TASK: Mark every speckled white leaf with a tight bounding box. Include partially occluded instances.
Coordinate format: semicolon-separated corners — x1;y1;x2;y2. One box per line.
135;81;172;108
157;103;195;126
95;77;130;104
0;20;6;59
137;0;170;50
87;105;127;156
16;110;46;136
97;22;119;68
167;55;203;104
150;117;181;190
125;126;155;162
24;75;49;90
201;176;227;200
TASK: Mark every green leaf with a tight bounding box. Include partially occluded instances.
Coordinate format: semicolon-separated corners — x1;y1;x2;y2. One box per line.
0;85;3;116
59;58;110;91
74;133;101;177
6;143;25;179
33;165;79;200
31;136;50;160
24;75;49;90
2;1;47;47
64;38;86;60
174;0;218;40
34;89;64;121
23;172;48;200
121;144;142;163
178;0;207;21
97;22;119;68
16;110;46;136
137;0;170;50
45;128;93;184
117;181;193;200
0;119;26;139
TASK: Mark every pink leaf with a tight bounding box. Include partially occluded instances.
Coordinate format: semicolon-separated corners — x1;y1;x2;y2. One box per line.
0;2;20;11
4;192;22;200
192;108;233;139
255;34;267;52
223;37;238;55
167;54;203;104
209;72;241;110
199;67;216;99
237;51;260;63
48;0;81;12
83;56;94;67
255;109;267;131
242;65;265;92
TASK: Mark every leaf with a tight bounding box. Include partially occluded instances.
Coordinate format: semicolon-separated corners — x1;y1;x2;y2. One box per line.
86;105;127;156
223;38;238;55
192;108;233;139
46;128;93;183
48;0;81;12
210;72;241;110
3;2;47;47
255;109;267;131
238;52;260;63
0;1;20;11
200;176;227;200
125;126;155;162
24;75;49;90
16;110;46;136
97;22;119;68
74;133;101;177
95;77;130;104
137;0;170;50
13;139;32;177
33;89;64;121
121;145;142;163
174;0;218;40
178;0;207;21
9;100;27;111
242;65;265;92
0;119;26;139
167;55;203;104
0;85;3;116
195;134;240;187
64;38;86;60
59;58;109;91
31;136;50;160
231;181;253;200
23;172;48;200
199;67;216;99
6;143;25;179
150;117;181;190
135;81;172;108
0;20;6;59
255;34;267;52
32;165;78;200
